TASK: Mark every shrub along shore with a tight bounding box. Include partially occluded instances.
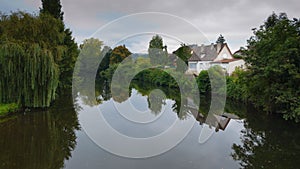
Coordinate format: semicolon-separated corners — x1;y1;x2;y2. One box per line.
0;103;20;117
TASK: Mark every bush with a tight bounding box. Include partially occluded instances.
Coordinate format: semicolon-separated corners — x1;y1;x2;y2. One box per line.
0;103;20;116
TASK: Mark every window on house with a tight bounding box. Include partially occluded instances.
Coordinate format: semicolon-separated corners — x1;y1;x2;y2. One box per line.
189;63;197;70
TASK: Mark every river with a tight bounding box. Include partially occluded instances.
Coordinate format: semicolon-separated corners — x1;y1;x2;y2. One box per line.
0;81;299;169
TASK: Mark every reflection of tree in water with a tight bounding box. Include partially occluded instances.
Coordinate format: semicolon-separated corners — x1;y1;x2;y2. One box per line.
0;93;80;169
95;80;245;132
73;38;110;107
231;109;300;169
147;89;166;115
130;81;191;120
77;79;112;106
111;82;131;103
95;79;244;132
96;80;112;102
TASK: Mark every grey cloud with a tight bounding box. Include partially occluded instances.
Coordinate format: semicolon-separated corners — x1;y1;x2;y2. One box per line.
57;0;299;51
5;0;300;52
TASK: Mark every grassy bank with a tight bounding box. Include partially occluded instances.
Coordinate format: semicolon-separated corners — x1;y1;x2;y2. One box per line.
0;103;20;117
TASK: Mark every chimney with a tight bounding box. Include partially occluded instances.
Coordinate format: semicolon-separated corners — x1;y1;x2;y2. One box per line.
200;44;204;52
210;43;214;50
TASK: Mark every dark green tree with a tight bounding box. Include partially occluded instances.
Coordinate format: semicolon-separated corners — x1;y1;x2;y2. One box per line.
40;0;64;20
40;0;79;89
244;12;300;122
98;46;112;73
216;34;225;44
148;35;168;66
149;35;163;49
173;44;192;72
97;46;112;81
59;28;79;89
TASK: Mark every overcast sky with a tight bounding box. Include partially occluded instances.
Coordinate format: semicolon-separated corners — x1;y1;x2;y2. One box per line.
1;0;300;53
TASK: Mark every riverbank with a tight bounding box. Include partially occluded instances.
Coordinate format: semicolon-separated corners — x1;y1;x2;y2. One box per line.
0;103;20;117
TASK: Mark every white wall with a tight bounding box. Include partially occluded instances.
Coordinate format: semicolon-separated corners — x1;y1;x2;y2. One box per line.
188;61;211;74
211;59;245;75
227;59;245;75
188;62;198;74
198;61;211;73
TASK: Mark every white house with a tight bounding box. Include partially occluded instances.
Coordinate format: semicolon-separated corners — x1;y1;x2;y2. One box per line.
187;43;245;75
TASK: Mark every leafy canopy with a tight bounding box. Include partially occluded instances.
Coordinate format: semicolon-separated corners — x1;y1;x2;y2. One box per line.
0;11;78;107
110;45;131;65
245;12;300;122
173;44;192;72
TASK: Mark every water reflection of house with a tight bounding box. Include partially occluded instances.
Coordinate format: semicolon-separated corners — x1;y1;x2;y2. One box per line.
206;114;231;132
185;97;235;132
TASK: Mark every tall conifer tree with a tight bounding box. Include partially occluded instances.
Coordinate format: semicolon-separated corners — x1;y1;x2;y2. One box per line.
40;0;64;20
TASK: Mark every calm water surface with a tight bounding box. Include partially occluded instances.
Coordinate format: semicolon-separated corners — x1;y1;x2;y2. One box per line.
0;83;299;169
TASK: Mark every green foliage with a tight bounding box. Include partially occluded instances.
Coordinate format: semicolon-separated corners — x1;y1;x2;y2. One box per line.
196;70;211;94
232;54;243;59
75;38;103;99
0;42;59;107
40;0;64;20
0;103;20;116
0;11;78;107
59;28;79;89
78;38;103;74
244;12;300;122
135;69;178;87
149;35;164;49
233;47;246;59
226;68;250;102
109;45;131;65
100;56;194;91
100;64;118;83
148;35;168;66
173;44;192;72
208;65;227;95
0;12;65;47
135;57;151;68
98;46;112;73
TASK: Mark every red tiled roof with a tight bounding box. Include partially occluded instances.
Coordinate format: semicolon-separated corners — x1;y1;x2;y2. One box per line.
212;58;241;63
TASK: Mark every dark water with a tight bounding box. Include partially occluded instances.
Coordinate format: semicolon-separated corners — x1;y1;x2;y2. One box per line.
0;83;300;169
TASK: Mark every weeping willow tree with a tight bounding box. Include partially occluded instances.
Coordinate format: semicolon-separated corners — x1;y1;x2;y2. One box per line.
0;42;59;107
0;12;76;108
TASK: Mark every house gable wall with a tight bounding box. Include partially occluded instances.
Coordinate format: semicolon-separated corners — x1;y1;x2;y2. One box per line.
214;45;233;61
